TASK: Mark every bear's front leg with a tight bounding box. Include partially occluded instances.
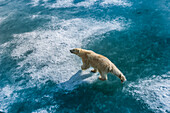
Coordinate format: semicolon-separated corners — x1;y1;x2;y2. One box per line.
81;64;90;70
91;68;97;73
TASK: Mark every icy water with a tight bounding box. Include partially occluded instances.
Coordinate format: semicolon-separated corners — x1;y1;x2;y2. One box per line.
0;0;170;113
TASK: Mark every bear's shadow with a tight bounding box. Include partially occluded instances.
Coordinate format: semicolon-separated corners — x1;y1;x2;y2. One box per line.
69;70;93;81
59;70;98;90
59;70;123;91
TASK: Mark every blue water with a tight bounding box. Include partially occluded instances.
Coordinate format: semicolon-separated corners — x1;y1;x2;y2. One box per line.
0;0;170;113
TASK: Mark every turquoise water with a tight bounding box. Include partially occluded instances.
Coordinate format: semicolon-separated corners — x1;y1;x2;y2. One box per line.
0;0;169;113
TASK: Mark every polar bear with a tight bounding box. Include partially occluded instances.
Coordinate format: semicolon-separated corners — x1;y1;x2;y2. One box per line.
70;48;126;83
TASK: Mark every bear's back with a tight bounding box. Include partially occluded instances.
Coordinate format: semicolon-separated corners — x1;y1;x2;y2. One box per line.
87;52;113;70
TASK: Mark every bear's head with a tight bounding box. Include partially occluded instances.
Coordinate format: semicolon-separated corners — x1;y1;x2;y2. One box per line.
70;48;81;55
120;74;127;83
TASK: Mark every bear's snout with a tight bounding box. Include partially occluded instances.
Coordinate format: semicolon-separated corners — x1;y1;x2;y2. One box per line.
70;50;74;53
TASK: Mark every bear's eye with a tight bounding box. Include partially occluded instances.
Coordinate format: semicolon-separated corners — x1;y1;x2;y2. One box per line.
76;49;80;53
72;49;75;51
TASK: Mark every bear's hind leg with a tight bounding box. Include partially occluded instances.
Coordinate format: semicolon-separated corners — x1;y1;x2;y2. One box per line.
98;70;107;81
